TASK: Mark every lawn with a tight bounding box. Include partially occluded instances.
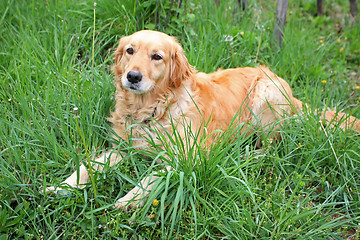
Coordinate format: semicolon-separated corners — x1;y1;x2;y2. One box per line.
1;0;360;239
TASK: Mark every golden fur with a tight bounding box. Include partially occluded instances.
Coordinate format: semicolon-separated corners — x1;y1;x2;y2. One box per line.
47;30;360;210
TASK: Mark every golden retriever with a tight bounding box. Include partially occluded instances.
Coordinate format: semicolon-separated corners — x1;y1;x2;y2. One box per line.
47;30;360;210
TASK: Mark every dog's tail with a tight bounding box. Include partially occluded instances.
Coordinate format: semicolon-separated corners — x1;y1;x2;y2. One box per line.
295;99;360;134
317;110;360;134
290;96;360;133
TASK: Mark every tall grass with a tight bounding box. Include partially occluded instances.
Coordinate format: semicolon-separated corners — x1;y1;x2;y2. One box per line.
0;0;359;239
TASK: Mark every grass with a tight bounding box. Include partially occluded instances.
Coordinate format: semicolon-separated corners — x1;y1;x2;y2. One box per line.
1;0;360;239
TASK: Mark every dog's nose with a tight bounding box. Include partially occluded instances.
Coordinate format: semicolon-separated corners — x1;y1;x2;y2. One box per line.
127;71;143;84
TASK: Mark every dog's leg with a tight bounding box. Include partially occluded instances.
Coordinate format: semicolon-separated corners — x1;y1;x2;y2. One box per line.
114;165;172;211
46;150;122;192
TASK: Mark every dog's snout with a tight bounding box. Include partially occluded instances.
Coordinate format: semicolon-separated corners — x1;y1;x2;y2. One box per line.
127;71;143;84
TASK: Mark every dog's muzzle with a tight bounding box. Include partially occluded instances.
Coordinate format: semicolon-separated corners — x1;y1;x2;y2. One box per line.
127;71;143;84
122;70;153;94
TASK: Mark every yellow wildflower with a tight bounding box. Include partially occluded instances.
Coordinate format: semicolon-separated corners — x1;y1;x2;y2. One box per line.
339;47;344;52
240;31;244;36
354;85;360;90
152;199;159;207
354;49;358;54
337;38;341;43
321;80;327;84
345;36;348;40
298;143;302;147
319;39;324;43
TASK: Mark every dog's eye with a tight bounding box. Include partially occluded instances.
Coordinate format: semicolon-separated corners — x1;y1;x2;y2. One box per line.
152;54;162;60
126;47;134;55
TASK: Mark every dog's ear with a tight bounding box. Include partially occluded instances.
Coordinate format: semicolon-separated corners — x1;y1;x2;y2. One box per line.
171;44;193;88
113;36;129;75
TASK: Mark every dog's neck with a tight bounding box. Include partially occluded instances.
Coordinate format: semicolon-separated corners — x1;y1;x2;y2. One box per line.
115;83;179;124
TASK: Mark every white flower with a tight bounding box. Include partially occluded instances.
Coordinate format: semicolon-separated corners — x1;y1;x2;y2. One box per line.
223;35;234;42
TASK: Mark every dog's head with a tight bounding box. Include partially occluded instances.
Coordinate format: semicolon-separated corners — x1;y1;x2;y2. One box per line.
113;30;193;94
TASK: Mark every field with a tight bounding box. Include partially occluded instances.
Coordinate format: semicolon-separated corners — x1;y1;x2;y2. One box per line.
1;0;360;239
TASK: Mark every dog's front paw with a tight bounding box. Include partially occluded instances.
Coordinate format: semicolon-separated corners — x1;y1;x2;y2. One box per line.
114;194;145;212
45;186;57;192
45;186;72;195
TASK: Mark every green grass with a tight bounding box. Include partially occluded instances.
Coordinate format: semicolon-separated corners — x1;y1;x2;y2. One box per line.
1;0;360;239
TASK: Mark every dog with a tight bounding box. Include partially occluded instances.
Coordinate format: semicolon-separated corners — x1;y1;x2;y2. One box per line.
46;30;360;211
